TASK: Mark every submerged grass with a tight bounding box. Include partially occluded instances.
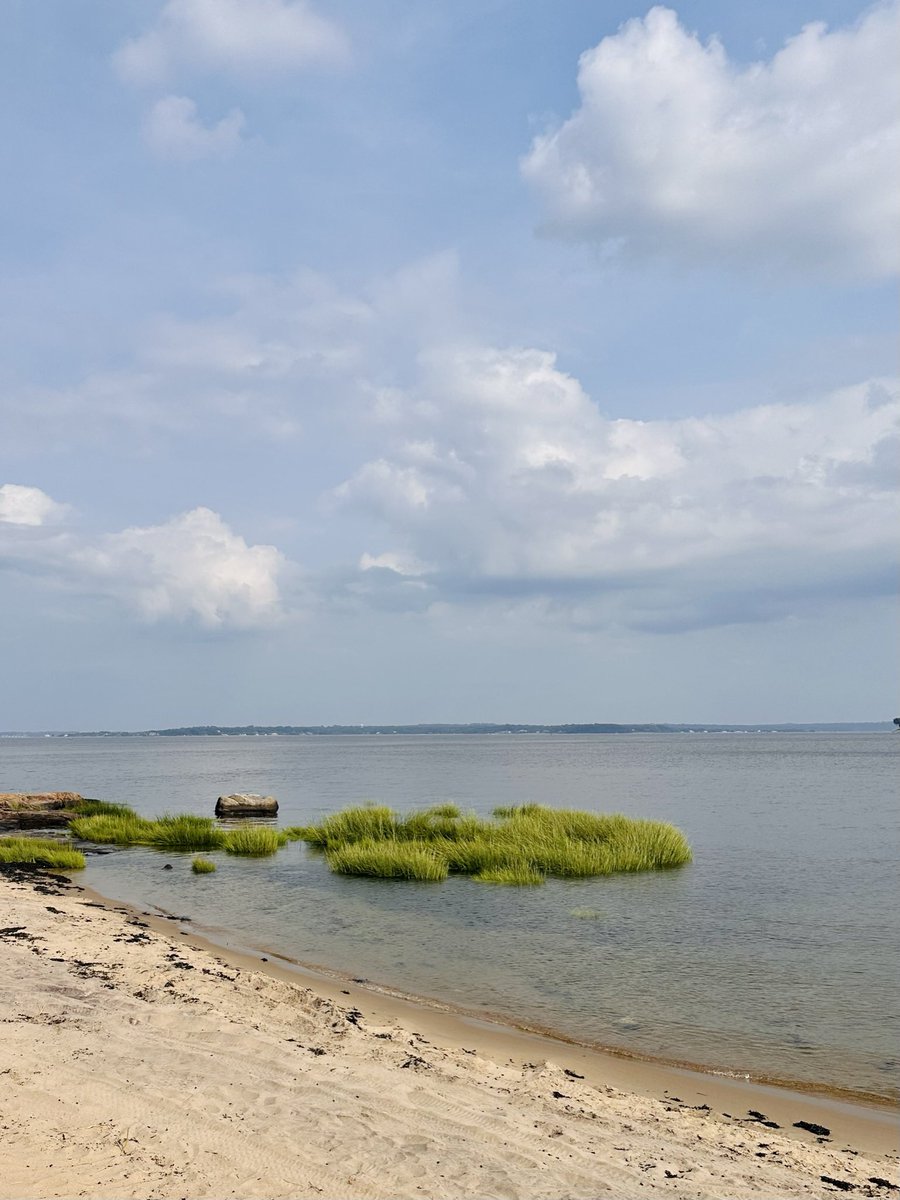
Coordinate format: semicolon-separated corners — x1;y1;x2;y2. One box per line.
473;862;545;886
191;856;217;874
0;835;86;870
298;802;692;885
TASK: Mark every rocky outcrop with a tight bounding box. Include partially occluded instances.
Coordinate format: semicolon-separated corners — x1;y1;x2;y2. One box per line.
0;793;83;830
215;793;278;817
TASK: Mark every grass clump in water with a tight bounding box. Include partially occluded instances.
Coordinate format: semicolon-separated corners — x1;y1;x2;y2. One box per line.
325;839;448;881
224;826;287;856
301;802;691;885
0;836;86;870
149;815;226;851
302;804;399;849
69;812;156;845
191;856;217;874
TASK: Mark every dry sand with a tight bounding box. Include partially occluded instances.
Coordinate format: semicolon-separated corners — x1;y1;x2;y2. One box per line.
1;867;897;1200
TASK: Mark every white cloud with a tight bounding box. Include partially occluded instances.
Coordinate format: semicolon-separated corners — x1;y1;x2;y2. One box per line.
114;0;348;86
144;95;245;160
522;3;900;278
335;347;900;628
0;501;286;629
76;507;285;627
0;484;67;527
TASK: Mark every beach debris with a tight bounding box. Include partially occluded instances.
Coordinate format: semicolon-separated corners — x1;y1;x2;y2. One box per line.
747;1109;780;1128
564;1068;585;1079
400;1054;430;1069
820;1177;856;1191
795;1120;831;1136
215;793;278;816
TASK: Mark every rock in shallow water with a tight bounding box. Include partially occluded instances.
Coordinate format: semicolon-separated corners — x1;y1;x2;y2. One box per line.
215;793;278;816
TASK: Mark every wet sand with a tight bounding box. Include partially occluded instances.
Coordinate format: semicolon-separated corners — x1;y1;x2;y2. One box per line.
1;866;897;1199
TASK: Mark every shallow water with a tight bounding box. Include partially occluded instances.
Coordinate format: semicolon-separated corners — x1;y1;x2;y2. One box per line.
2;732;897;1099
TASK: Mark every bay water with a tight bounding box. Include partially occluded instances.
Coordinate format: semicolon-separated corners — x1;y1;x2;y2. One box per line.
2;732;896;1100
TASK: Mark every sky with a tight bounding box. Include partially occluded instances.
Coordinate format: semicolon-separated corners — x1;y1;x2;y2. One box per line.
1;0;897;729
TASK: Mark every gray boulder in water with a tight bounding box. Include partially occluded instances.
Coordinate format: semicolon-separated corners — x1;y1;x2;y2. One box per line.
215;793;278;816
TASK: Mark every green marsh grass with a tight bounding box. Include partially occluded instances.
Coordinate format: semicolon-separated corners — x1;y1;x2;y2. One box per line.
191;856;217;874
299;802;691;885
150;815;226;851
0;836;85;870
69;812;156;845
325;838;448;881
69;798;136;819
224;826;288;856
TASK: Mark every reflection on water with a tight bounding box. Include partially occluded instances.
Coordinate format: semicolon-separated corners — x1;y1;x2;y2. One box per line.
2;732;897;1099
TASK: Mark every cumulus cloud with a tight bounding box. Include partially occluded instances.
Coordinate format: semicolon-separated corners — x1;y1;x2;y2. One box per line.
0;484;67;526
522;3;900;278
77;507;285;627
114;0;347;86
0;501;286;629
335;348;899;628
144;95;245;160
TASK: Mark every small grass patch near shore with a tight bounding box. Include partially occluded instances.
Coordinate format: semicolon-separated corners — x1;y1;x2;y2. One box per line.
0;836;86;870
223;827;287;856
297;803;691;885
69;810;284;856
191;856;217;874
69;812;156;845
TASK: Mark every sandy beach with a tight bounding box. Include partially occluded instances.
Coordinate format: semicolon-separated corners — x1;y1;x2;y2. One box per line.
1;867;897;1200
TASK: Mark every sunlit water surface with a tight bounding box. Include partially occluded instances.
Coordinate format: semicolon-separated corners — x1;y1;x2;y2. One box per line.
3;733;897;1099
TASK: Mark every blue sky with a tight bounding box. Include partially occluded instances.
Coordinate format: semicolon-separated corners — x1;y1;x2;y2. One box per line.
1;0;897;728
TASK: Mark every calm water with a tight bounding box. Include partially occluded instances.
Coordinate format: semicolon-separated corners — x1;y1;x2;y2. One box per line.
2;733;897;1099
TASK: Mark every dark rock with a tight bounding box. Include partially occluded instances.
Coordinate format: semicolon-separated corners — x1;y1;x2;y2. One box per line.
820;1177;855;1192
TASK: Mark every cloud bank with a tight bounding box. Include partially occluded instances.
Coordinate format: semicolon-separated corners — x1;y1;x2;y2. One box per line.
336;348;899;629
522;3;900;278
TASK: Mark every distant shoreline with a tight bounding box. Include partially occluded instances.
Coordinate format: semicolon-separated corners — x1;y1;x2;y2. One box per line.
0;722;893;738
